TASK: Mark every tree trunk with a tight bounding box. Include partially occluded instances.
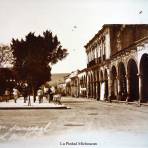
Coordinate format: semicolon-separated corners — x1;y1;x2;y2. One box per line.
32;87;36;103
28;95;31;106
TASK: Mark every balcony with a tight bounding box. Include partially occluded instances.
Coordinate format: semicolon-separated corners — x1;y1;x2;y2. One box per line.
87;59;96;68
102;54;106;61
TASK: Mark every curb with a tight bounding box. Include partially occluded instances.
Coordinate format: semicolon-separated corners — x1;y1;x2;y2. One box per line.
0;106;70;110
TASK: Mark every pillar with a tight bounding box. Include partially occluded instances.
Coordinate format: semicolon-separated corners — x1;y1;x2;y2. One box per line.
116;76;121;101
126;74;130;103
91;81;93;98
108;75;112;102
138;73;143;105
96;82;98;100
86;74;89;98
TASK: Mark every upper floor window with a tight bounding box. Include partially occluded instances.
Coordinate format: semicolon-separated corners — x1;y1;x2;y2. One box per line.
116;31;122;51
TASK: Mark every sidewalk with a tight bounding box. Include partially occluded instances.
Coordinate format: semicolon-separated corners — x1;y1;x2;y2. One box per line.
0;96;68;109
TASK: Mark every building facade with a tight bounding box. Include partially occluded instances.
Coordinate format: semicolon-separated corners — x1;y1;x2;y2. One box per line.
65;24;148;104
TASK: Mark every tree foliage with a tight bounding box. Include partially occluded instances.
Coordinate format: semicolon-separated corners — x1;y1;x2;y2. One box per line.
0;45;13;67
11;31;68;92
0;68;15;95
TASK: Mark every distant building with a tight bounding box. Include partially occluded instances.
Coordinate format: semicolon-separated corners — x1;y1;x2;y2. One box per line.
66;24;148;104
49;73;69;86
65;70;79;97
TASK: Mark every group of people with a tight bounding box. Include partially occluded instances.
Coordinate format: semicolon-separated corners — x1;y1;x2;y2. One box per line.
1;83;59;104
37;86;55;103
2;87;20;103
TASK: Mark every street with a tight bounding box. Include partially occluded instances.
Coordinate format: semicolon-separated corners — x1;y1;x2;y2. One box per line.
0;97;148;148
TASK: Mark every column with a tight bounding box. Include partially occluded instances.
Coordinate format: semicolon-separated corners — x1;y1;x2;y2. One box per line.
126;74;130;103
96;73;99;100
116;76;121;101
91;81;93;98
108;75;112;102
77;78;80;97
96;82;98;100
94;81;96;99
93;72;96;99
99;80;102;100
138;73;143;105
86;74;89;98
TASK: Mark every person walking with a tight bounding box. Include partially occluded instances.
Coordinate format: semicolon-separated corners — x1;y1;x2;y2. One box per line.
50;86;55;101
44;86;49;100
13;88;19;103
47;87;52;103
37;88;43;103
22;83;28;103
4;88;10;102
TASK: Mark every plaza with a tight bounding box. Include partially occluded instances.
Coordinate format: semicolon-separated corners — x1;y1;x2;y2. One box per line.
0;96;148;148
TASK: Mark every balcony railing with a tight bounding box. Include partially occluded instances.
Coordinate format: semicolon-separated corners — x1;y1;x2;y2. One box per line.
87;55;107;68
87;59;96;67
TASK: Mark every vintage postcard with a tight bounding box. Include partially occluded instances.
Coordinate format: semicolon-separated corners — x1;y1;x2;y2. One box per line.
0;0;148;148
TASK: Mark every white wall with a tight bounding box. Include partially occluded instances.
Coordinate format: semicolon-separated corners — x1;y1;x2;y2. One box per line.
105;32;111;59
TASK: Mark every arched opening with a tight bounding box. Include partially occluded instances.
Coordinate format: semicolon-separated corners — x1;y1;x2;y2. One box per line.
100;70;105;100
93;71;96;99
118;62;127;101
84;75;86;97
104;69;108;99
127;59;139;101
91;73;93;98
111;66;117;100
97;71;100;100
88;75;91;98
140;54;148;102
81;76;84;97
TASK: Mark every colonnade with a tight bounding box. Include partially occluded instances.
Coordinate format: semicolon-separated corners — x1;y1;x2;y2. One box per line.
85;53;148;103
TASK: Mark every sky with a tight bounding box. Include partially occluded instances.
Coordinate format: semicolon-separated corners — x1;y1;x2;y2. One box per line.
0;0;148;73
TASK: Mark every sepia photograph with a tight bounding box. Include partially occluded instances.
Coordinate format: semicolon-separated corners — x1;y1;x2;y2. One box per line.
0;0;148;147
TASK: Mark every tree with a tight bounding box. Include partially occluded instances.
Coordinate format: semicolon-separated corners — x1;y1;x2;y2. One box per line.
0;45;13;68
11;31;68;101
0;68;15;95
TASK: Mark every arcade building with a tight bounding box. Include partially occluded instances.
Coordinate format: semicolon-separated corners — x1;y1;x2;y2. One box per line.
65;24;148;104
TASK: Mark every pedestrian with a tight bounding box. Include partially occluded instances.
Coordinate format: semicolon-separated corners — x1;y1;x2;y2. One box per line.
13;88;19;103
47;87;52;103
37;88;43;103
53;89;62;105
22;83;28;103
44;86;49;100
4;88;10;102
50;86;55;101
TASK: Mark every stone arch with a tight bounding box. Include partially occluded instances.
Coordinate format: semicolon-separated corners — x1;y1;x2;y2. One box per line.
88;73;91;98
90;72;93;98
84;75;86;88
83;75;86;97
140;53;148;102
118;62;127;101
126;55;138;71
104;69;108;99
81;76;84;97
97;70;100;100
99;69;105;101
92;70;96;99
127;58;139;101
110;65;117;100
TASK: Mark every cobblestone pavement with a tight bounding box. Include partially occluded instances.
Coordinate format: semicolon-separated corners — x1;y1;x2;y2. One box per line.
0;96;148;148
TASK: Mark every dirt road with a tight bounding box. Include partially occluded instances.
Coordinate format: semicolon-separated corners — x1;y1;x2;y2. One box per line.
0;97;148;148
